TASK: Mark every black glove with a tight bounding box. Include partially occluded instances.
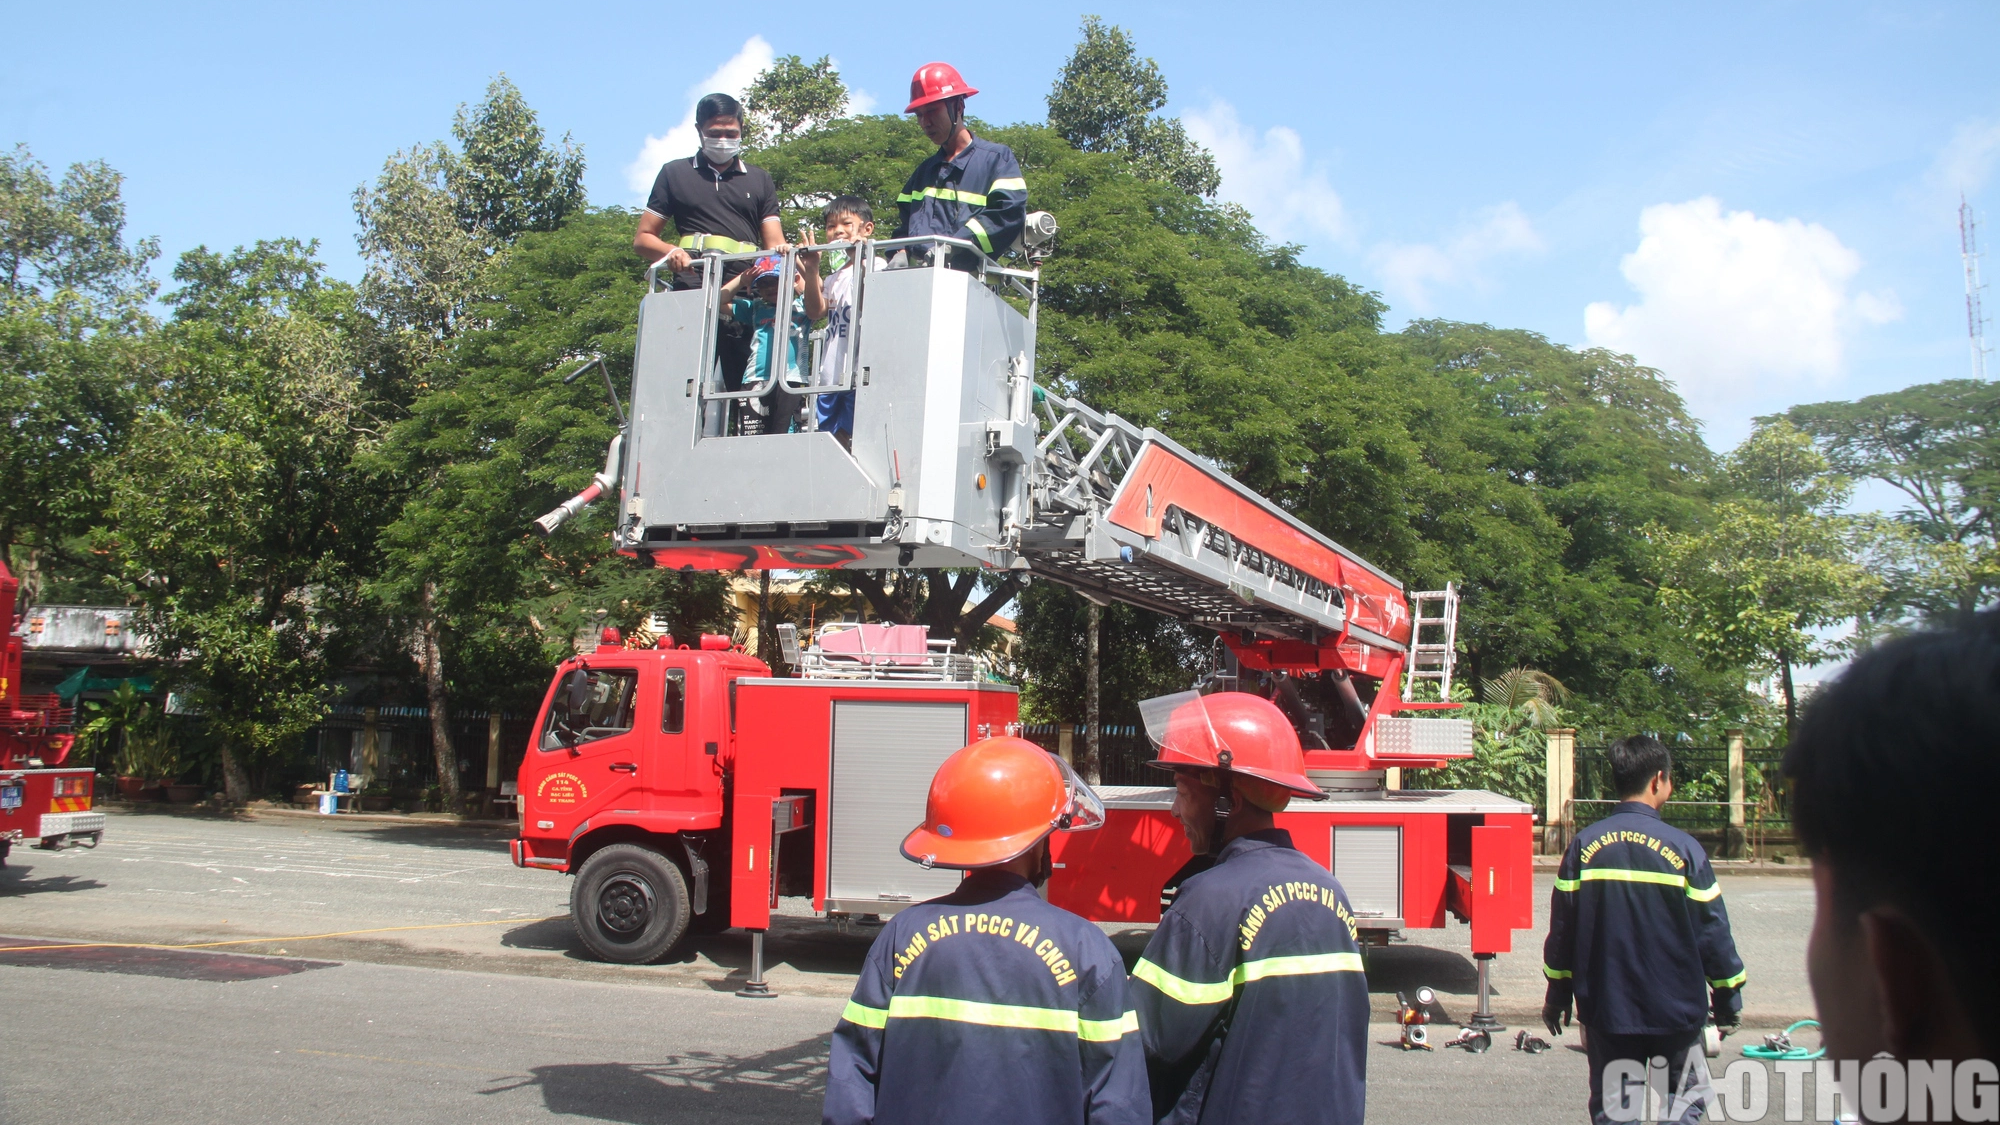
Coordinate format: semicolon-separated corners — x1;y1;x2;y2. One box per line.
1711;986;1742;1031
1542;979;1573;1038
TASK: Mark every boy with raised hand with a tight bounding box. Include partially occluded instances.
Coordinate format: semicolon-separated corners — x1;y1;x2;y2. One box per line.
800;196;882;450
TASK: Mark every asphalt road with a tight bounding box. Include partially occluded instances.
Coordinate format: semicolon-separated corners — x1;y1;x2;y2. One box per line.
0;808;1823;1123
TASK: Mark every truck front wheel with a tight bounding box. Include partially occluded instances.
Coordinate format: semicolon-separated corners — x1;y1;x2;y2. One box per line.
570;844;690;963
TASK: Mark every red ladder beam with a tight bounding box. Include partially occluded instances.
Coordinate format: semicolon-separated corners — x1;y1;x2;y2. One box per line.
1098;435;1412;676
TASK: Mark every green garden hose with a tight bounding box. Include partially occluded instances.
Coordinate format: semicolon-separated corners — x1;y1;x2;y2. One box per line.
1743;1019;1825;1060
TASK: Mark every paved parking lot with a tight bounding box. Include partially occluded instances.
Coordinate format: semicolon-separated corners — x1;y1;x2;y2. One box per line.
0;807;1822;1123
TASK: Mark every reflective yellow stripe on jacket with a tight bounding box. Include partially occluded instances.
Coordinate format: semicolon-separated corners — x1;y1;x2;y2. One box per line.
839;997;1137;1041
1557;867;1723;902
1134;951;1365;1006
895;185;989;207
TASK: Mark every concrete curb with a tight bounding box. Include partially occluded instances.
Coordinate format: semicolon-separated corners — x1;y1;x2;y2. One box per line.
245;806;518;830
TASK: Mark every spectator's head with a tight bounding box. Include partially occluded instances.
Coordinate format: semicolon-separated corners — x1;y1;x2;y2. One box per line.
695;93;743;135
1608;735;1672;802
1788;611;2000;1065
823;196;875;245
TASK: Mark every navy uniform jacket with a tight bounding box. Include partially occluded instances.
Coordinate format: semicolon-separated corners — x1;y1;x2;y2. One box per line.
1543;801;1747;1035
824;870;1147;1125
894;134;1028;258
1131;829;1368;1125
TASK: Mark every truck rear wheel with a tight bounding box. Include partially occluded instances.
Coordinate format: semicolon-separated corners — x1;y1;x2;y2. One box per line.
570;844;689;963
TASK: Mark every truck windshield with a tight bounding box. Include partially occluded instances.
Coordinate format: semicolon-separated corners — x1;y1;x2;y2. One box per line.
541;669;639;750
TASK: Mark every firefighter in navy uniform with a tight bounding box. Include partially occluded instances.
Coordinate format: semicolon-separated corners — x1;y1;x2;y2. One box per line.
822;736;1148;1125
1129;692;1369;1125
1543;735;1747;1125
895;62;1029;263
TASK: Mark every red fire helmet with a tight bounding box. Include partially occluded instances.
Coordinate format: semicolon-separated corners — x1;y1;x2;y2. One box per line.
901;736;1104;869
905;62;979;113
1142;691;1325;799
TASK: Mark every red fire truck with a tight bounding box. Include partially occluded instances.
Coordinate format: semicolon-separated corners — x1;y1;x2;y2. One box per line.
513;234;1533;1001
1;561;102;866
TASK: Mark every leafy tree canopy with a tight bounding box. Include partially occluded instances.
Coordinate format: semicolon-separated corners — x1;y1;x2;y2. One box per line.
1046;17;1220;197
745;55;851;149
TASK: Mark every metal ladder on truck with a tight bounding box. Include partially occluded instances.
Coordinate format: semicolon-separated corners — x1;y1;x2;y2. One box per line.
1404;583;1460;702
537;234;1468;764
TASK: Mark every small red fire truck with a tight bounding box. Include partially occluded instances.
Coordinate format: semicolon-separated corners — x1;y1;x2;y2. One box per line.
512;234;1534;1000
1;561;102;866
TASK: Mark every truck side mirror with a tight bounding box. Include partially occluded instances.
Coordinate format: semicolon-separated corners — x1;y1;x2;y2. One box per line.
553;670;592;744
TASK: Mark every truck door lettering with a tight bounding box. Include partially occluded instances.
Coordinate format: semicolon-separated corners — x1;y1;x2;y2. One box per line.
537;772;587;804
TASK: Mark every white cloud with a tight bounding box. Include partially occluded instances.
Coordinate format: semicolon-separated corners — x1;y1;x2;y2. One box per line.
847;88;878;116
1370;203;1544;314
1184;100;1349;246
624;36;776;198
1583;197;1900;413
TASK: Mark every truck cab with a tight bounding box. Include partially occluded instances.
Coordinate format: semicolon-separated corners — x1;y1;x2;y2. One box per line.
513;625;1017;963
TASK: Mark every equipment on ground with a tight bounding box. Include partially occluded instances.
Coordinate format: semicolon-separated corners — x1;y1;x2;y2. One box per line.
0;561;102;865
512;235;1533;983
1396;986;1450;1050
1744;1020;1824;1061
1513;1030;1551;1054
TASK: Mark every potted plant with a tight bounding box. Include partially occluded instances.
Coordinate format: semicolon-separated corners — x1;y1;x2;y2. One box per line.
114;722;181;802
77;683;156;800
359;783;393;812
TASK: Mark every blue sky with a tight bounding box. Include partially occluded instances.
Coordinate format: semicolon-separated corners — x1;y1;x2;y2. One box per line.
7;0;1998;450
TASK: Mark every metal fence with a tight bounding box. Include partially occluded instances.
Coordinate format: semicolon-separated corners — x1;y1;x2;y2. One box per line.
1019;724;1159;787
279;707;539;806
1572;744;1792;844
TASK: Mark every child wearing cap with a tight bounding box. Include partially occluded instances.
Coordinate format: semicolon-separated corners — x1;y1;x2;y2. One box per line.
720;254;809;433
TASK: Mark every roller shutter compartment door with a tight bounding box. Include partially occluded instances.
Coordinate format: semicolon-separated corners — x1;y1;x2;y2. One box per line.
1330;824;1403;922
827;700;969;908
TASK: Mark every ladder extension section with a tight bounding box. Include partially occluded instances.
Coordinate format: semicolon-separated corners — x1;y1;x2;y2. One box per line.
1025;387;1412;680
1403;583;1461;701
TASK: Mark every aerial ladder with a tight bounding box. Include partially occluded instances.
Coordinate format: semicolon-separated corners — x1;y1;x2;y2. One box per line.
534;233;1531;991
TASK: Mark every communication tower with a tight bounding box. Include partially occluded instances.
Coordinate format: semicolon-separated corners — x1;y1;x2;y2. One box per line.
1962;195;1990;381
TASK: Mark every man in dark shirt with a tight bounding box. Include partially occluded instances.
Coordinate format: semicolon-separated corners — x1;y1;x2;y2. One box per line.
1129;691;1367;1125
823;736;1146;1125
1543;735;1745;1125
632;92;785;414
895;62;1028;264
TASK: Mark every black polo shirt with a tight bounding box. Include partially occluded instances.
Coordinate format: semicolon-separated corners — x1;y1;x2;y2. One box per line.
644;153;778;253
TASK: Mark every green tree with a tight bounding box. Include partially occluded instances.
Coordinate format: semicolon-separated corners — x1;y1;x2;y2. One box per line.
1014;580;1207;754
357;76;590;806
1785;379;2000;622
1653;421;1881;733
105;240;378;801
1399;322;1750;739
371;209;736;742
1046;17;1220;197
0;145;157;602
744;55;850;149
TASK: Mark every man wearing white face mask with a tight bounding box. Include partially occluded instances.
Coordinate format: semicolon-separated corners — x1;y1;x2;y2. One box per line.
634;93;785;421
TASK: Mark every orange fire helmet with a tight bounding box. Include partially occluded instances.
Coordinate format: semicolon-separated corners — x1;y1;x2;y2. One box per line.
905;62;979;114
901;736;1105;869
1141;691;1325;800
